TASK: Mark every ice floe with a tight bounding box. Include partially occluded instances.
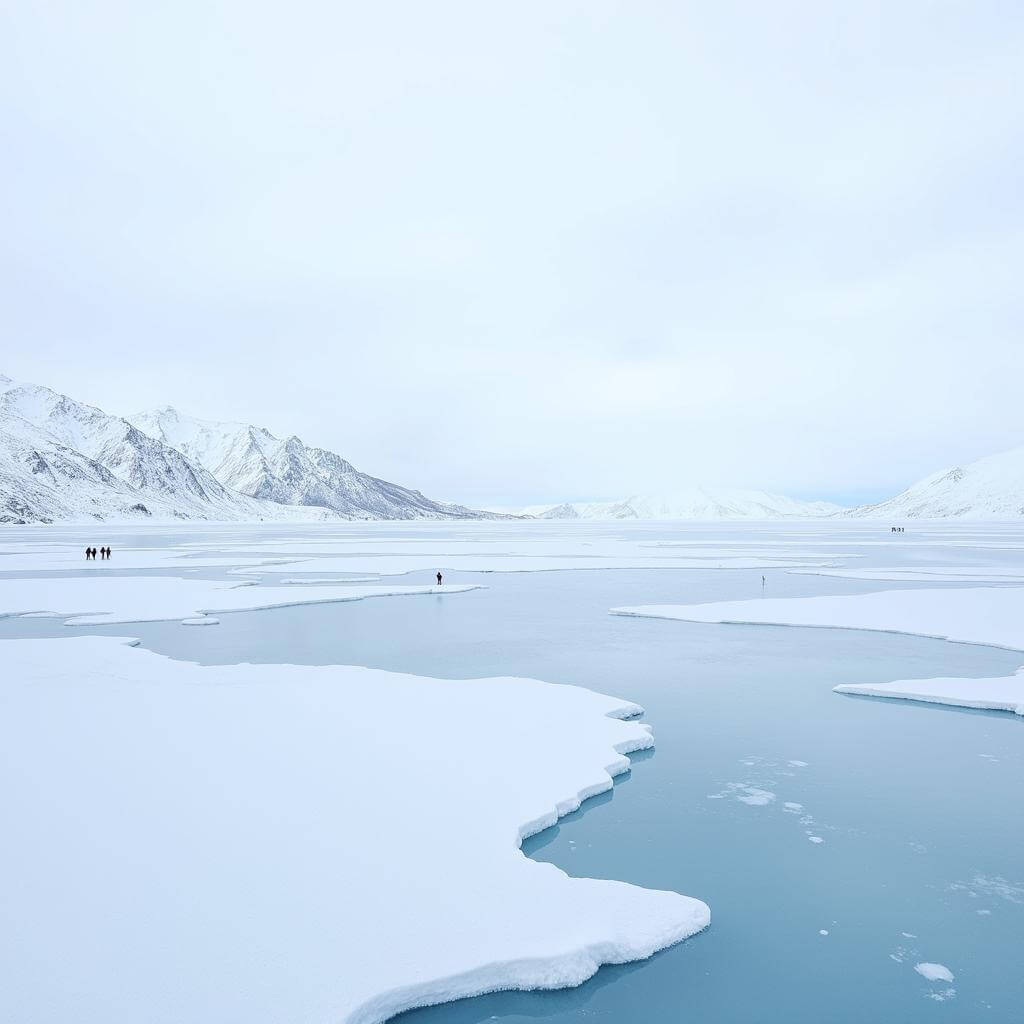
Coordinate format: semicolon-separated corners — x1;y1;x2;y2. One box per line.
0;636;708;1024
706;782;775;806
836;669;1024;716
789;566;1024;584
0;576;482;625
611;586;1024;651
613;588;1024;716
915;962;954;983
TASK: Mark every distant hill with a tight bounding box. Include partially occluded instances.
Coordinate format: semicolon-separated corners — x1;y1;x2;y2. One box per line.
131;406;501;522
518;488;842;520
847;446;1024;519
0;374;499;524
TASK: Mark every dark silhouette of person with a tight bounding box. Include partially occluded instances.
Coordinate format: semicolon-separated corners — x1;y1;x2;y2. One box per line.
85;546;91;560
436;571;443;586
107;546;112;558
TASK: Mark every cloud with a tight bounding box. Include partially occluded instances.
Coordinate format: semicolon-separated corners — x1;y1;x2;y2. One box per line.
2;1;1022;505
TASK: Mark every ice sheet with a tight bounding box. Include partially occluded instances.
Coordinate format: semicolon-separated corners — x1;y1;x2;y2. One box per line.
0;576;482;625
612;586;1024;652
789;566;1024;584
836;670;1024;715
0;636;709;1024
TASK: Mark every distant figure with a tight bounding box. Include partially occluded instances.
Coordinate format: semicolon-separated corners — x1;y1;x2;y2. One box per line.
107;546;112;558
436;571;443;586
85;546;91;560
762;574;766;589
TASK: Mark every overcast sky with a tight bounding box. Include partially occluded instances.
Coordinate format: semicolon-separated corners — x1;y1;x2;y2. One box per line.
2;2;1022;507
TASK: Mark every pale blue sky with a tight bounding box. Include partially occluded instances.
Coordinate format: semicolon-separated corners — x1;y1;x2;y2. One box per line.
2;1;1022;506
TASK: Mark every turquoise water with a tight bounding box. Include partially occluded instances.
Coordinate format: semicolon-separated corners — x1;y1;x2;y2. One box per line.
2;525;1023;1021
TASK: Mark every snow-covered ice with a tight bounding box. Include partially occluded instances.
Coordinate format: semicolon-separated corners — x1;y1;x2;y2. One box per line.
836;669;1024;715
0;636;709;1024
611;586;1024;652
0;546;291;573
614;588;1024;716
789;566;1024;584
0;576;482;625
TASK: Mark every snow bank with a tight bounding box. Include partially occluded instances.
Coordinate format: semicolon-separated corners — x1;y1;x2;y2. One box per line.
612;586;1024;651
836;670;1024;715
0;636;709;1024
0;577;482;625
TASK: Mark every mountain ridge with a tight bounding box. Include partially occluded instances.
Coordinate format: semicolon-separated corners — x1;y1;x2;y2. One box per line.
845;445;1024;520
0;375;499;524
129;406;500;521
517;488;843;520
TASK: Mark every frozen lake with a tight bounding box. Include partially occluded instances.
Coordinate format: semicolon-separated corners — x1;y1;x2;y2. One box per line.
2;520;1023;1022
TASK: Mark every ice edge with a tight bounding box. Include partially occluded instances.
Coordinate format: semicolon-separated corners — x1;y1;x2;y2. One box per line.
345;699;709;1024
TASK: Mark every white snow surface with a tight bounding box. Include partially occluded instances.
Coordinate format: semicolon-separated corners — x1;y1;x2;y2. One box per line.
223;537;839;576
520;488;841;520
0;576;480;625
789;566;1024;584
0;636;709;1024
0;546;290;573
612;586;1024;652
847;444;1024;520
836;669;1024;715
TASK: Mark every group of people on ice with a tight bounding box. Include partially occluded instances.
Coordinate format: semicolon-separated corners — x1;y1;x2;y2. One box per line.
85;546;112;560
890;526;906;533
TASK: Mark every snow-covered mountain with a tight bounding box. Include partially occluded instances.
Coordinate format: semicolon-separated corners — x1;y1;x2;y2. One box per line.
0;375;336;524
129;406;495;521
0;376;497;524
848;446;1024;520
521;488;842;520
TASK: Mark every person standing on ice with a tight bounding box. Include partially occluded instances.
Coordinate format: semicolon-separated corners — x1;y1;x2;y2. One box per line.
85;546;91;560
436;571;443;586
